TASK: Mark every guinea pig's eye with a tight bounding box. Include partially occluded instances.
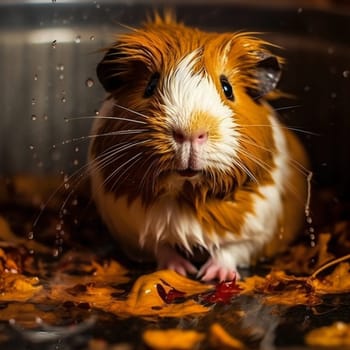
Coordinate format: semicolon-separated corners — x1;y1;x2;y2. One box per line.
220;75;234;101
144;72;160;98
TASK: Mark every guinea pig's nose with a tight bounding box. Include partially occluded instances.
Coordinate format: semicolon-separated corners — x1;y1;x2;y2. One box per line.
173;130;208;145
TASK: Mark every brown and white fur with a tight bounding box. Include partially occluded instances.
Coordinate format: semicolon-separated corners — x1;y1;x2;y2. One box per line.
88;14;309;281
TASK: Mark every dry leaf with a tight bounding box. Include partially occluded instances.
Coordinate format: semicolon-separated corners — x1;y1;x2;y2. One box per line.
0;303;56;327
0;274;42;302
209;323;245;349
311;262;350;294
305;322;350;346
240;270;321;306
117;269;211;317
142;329;205;350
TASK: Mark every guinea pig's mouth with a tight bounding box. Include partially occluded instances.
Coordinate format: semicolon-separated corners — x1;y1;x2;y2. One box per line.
177;169;201;178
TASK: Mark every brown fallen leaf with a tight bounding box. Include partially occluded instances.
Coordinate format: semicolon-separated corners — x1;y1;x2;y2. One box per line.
209;323;245;349
274;233;334;275
142;329;205;350
240;270;321;306
305;322;350;347
113;269;211;318
49;267;210;318
0;303;56;327
310;262;350;294
0;274;42;302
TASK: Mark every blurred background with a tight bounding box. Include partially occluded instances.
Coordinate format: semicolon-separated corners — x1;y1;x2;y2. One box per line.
0;0;349;198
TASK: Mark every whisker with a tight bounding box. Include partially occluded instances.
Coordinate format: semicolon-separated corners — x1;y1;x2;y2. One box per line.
88;141;147;181
237;140;313;208
139;157;158;193
237;124;318;136
236;147;273;175
113;103;150;119
65;115;147;125
61;129;147;145
110;153;144;193
274;104;301;112
232;157;259;184
59;141;148;219
102;152;143;191
240;136;310;177
33;140;145;229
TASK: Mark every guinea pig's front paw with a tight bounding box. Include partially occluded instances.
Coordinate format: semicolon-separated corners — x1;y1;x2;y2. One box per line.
156;245;198;277
197;258;238;282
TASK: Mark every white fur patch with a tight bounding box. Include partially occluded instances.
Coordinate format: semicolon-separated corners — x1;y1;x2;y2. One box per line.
211;114;290;269
140;195;218;255
161;50;240;172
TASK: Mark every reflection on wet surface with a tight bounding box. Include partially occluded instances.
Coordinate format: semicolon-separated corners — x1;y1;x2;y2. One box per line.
0;176;349;350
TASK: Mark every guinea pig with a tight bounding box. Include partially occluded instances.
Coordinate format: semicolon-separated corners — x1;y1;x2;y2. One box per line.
88;13;309;282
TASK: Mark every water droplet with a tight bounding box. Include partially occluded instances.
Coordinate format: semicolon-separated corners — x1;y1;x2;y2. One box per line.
52;248;59;257
61;96;67;103
28;231;34;240
95;110;100;116
297;7;303;13
43;114;48;121
343;70;350;78
31;114;37;121
327;47;334;55
58;64;64;71
90;35;95;41
34;74;38;81
74;146;79;152
75;35;81;44
51;40;57;48
73;159;79;166
56;223;62;231
31;98;36;106
85;78;94;87
29;145;35;150
59;74;64;80
72;199;78;206
306;216;313;224
331;92;337;99
304;85;311;92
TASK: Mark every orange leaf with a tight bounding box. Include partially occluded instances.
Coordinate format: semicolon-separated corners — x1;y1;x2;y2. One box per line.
143;329;205;350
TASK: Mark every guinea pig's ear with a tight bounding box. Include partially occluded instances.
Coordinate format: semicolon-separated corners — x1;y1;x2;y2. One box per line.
247;55;281;99
96;48;123;92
